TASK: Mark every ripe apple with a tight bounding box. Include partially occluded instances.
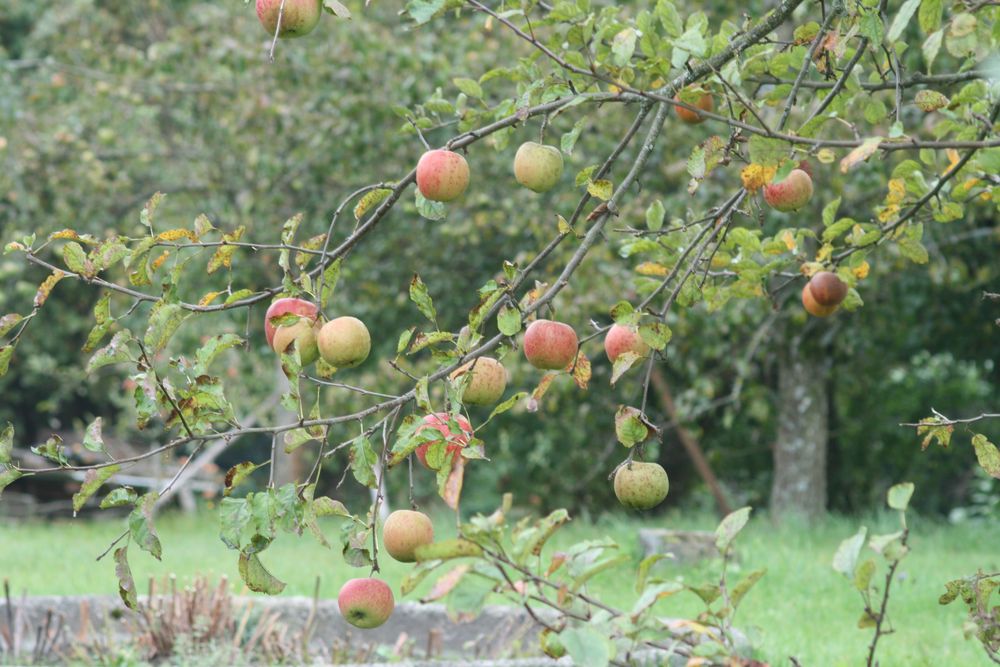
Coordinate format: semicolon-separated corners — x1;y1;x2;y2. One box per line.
256;0;322;38
513;142;564;193
337;578;394;629
614;461;669;510
807;271;848;306
415;412;474;469
763;169;814;212
416;149;469;202
604;324;650;363
265;298;320;365
673;89;713;124
317;316;371;368
382;509;434;563
523;319;579;370
449;357;507;405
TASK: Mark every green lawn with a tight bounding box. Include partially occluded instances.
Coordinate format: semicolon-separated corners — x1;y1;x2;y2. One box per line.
1;508;996;666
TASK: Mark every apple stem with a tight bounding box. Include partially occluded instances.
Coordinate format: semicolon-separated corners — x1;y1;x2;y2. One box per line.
408;456;417;510
538;114;550;143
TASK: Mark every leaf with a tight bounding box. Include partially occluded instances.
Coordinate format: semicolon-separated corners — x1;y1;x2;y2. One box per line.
350;434;378;488
441;456;465;510
914;90;949;112
224;462;262;496
139;192;165;229
887;482;915;510
854;558;876;591
83;293;114;352
100;487;137;509
571;352;591;390
0;423;12;464
715;506;752;552
615;406;649;448
87;330;134;372
0;466;23;497
354;188;392;220
610;351;641;385
646;200;665;231
194;333;244;375
0;345;12;378
422;565;471;602
409;274;437;323
115;546;138;610
638;322;671;350
62;242;89;275
587;179;613;201
840;137;882;173
887;0;921;43
611;27;637;66
0;314;22;338
207;226;245;273
833;526;868;578
312;496;351;518
486;391;527;422
497;304;522;336
128;492;162;560
730;568;766;609
415;191;446;220
561;627;611;667
406;0;445;24
320;258;342;311
73;465;121;513
34;270;65;308
453;78;483;98
972;434;1000;479
83;417;104;452
238;553;286;595
144;303;187;354
31;435;68;466
323;0;351;18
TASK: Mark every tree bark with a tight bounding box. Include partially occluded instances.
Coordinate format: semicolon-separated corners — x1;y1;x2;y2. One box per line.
770;341;828;522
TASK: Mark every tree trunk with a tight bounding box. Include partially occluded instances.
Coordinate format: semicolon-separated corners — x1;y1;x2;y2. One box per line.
770;341;828;521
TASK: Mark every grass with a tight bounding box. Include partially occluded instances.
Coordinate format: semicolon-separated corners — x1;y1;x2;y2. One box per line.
1;508;996;666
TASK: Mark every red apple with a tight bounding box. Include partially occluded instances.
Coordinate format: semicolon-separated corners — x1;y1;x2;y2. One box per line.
763;169;814;212
807;271;848;307
416;149;469;202
256;0;322;38
604;324;650;363
673;89;713;124
449;357;507;405
801;284;837;317
338;578;394;629
523;319;578;370
415;412;474;469
265;298;320;365
382;509;434;563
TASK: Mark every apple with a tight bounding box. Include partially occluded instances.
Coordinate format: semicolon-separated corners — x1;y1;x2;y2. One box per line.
416;149;469;202
317;316;371;368
382;509;434;563
604;324;650;363
513;142;564;193
613;461;669;510
256;0;322;38
449;357;507;405
415;412;474;469
673;89;713;124
523;319;579;370
337;578;394;629
763;168;814;212
807;271;848;306
265;298;320;365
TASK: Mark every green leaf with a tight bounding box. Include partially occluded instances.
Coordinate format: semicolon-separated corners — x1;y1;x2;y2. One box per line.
406;0;445;24
409;274;437;323
354;188;392;221
822;197;842;227
350;434;379;488
224;461;262;496
73;465;121;513
914;90;949;112
100;487;137;509
238;553;287;594
206;226;245;274
453;77;483;98
610;351;641;385
62;242;89;275
320;258;342;311
887;0;921;43
31;435;68;466
497;304;522;336
0;313;22;338
115;546;138;610
918;0;942;33
129;492;162;560
144;303;187;354
83;293;114;353
486;391;527;422
87;330;134;372
194;334;243;375
972;434;1000;479
0;345;13;378
887;482;915;510
638;322;672;350
415;191;446;220
0;423;12;464
614;406;648;448
561;119;586;155
646;200;665;231
587;179;613;201
715;506;752;551
83;417;104;453
611;28;637;67
748;136;788;166
561;627;611;667
0;466;23;497
730;568;766;608
898;237;929;264
854;558;876;591
833;526;868;578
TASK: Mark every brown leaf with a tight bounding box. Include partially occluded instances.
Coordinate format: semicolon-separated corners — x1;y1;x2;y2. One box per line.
421;565;470;602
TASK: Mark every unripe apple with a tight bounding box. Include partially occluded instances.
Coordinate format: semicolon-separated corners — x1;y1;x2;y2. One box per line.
382;509;434;563
513;142;564;193
807;271;848;307
256;0;322;38
763;169;814;212
614;461;669;510
416;149;469;202
673;90;713;124
449;357;507;405
317;316;371;368
604;324;650;363
523;319;579;370
337;578;394;629
800;284;836;317
415;412;474;469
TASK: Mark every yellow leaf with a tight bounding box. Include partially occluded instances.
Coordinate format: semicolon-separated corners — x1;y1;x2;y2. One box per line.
885;178;905;205
853;261;870;279
800;262;823;277
49;229;80;240
198;291;223;307
636;262;669;276
740;164;777;192
817;148;836;164
151;250;170;271
944;148;961;173
816;243;833;262
840;137;882;173
781;230;797;251
156;229;192;242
